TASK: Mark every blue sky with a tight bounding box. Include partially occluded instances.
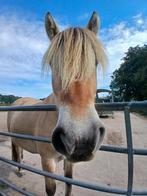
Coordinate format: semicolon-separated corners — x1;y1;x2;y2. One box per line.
0;0;147;98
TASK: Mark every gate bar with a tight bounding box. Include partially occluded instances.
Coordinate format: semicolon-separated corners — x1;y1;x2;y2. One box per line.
0;131;147;155
0;178;34;196
0;156;127;195
1;156;147;195
0;102;147;112
124;107;134;196
0;102;147;195
0;131;52;143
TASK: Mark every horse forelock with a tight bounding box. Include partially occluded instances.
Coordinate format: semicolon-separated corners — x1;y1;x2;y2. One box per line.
43;28;107;90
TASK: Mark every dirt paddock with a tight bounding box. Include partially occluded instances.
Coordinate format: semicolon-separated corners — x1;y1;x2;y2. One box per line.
0;111;147;196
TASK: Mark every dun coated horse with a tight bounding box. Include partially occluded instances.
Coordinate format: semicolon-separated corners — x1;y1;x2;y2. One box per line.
7;11;107;196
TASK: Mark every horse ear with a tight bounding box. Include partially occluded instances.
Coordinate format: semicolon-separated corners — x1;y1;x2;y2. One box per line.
87;11;100;35
45;12;60;40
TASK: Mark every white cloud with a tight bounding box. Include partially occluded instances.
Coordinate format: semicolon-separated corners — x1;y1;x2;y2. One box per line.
0;11;70;98
98;14;147;89
133;13;144;25
0;12;69;98
0;11;147;97
77;12;90;21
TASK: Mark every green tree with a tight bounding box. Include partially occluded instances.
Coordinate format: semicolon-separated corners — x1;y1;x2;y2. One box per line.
0;94;21;104
110;45;147;101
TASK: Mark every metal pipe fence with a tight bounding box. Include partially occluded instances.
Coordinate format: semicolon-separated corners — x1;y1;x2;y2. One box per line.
0;101;147;196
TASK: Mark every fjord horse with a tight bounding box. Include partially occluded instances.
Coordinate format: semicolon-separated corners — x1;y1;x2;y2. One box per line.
7;11;107;196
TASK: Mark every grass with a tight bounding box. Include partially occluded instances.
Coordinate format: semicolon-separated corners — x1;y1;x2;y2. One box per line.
0;104;11;106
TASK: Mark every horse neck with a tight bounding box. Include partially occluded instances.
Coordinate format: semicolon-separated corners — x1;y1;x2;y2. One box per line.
43;93;57;105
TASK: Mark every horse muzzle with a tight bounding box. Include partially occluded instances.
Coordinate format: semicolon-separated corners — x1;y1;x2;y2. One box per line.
52;126;105;162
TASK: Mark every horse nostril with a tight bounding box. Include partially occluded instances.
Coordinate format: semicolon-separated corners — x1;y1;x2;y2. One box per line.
97;126;105;147
52;127;65;154
52;127;75;156
99;127;105;136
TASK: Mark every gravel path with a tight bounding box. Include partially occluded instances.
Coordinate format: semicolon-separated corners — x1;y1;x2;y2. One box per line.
0;111;147;196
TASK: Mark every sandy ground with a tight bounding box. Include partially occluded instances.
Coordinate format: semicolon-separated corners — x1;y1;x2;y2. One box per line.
0;111;147;196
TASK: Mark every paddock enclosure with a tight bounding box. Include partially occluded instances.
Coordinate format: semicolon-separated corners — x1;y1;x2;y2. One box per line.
0;102;147;196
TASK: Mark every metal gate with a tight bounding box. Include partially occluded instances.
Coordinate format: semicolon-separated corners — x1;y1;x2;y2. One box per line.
0;102;147;196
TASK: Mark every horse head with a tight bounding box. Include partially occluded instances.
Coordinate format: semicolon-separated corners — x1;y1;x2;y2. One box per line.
43;12;107;162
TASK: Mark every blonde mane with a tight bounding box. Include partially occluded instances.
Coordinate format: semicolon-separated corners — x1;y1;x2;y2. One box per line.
43;28;107;90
